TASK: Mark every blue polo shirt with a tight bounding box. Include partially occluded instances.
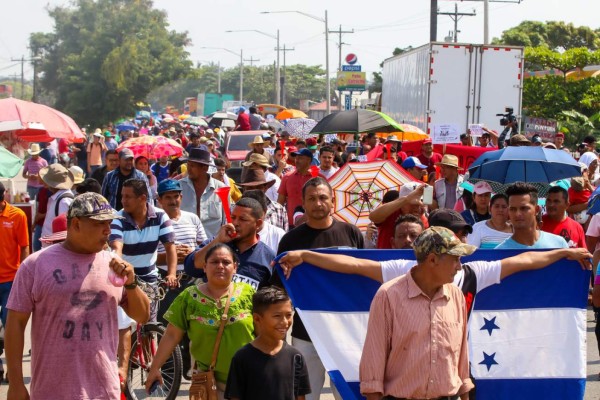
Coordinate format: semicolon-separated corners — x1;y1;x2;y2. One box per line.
184;239;275;290
109;204;175;282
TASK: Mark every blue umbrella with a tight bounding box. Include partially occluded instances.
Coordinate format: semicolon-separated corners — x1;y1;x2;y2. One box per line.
116;121;136;131
467;146;581;184
587;186;600;216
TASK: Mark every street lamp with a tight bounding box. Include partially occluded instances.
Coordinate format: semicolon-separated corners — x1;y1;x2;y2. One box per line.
261;10;330;115
200;47;244;101
226;30;280;105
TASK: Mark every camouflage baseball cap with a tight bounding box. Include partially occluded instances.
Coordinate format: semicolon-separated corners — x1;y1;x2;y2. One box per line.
412;226;476;259
67;192;124;221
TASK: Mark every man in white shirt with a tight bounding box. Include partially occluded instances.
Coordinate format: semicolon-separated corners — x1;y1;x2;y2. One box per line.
39;164;75;237
318;146;339;179
242;189;285;254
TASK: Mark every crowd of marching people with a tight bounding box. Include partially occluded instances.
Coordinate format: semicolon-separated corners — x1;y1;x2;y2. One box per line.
1;113;599;400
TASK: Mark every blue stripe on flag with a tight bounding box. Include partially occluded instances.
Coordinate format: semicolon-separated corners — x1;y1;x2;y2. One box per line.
474;378;585;400
328;371;362;400
473;262;590;310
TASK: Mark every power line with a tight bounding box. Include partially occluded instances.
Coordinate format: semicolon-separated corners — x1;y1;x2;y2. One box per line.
329;25;354;71
438;3;477;42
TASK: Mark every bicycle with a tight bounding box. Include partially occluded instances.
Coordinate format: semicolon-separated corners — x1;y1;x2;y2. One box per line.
125;277;183;400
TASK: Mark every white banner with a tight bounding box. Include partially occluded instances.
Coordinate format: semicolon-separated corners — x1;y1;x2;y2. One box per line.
432;123;460;144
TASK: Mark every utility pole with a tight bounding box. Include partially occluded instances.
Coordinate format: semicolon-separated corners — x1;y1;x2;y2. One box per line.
276;45;295;107
11;55;42;101
240;49;244;101
10;56;25;99
217;61;221;93
432;0;521;45
430;0;438;41
328;25;354;71
244;56;260;66
438;3;476;43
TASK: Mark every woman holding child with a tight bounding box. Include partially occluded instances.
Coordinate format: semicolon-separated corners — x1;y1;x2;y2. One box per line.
145;244;254;398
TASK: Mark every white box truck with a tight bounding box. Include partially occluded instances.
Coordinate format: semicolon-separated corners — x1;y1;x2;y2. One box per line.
381;42;524;136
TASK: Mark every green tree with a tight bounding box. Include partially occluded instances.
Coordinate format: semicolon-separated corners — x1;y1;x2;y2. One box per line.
147;63;327;111
31;0;192;128
556;110;600;147
493;21;600;50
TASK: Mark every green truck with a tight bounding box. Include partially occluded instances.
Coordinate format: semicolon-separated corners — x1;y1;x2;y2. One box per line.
196;93;235;117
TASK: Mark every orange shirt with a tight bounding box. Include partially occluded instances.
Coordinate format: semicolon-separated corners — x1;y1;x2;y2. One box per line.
0;203;30;283
360;269;473;398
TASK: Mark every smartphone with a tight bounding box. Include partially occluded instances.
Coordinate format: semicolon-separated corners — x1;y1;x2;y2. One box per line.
422;185;434;205
148;380;160;394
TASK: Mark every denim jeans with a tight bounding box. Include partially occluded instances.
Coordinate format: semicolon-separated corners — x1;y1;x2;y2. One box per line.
32;224;43;252
0;281;13;327
26;186;40;201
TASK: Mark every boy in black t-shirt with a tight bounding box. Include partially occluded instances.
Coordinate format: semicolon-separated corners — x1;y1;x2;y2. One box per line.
225;287;311;400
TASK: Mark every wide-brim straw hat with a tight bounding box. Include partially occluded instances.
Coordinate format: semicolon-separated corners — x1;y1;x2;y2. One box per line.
28;143;42;156
237;168;276;189
248;135;265;148
39;164;75;190
435;154;462;169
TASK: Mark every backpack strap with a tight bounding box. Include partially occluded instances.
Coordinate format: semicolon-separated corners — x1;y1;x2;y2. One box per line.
54;191;75;216
461;264;478;318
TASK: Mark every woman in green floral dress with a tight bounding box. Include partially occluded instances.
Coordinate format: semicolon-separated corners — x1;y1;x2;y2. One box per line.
145;244;255;397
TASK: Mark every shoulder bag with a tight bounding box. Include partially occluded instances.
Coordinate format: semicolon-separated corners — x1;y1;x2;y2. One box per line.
189;285;233;400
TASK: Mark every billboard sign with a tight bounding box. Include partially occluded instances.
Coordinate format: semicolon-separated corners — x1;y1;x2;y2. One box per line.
524;117;558;141
337;71;366;91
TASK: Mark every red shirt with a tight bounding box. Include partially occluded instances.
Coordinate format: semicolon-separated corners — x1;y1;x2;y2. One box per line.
236;113;251;131
417;152;443;175
35;188;50;227
58;138;70;154
278;170;315;223
568;188;591;205
541;215;587;249
376;209;429;249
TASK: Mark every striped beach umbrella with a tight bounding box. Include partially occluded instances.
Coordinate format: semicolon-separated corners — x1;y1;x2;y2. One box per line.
328;160;416;231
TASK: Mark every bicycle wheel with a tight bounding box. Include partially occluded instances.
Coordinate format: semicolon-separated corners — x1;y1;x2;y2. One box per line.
125;323;183;400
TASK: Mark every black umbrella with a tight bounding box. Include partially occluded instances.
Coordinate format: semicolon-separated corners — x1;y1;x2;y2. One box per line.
309;109;403;135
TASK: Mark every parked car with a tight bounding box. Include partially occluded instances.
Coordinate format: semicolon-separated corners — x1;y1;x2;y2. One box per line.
224;130;271;182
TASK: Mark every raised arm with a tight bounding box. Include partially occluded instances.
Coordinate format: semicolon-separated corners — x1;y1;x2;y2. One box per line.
277;250;383;282
369;184;425;224
500;248;592;280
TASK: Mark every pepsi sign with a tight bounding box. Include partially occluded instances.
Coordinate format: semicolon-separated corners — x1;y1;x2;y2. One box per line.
345;53;358;65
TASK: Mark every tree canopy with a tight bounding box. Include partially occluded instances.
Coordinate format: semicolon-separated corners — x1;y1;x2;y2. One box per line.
492;21;600;51
31;0;192;128
147;63;328;111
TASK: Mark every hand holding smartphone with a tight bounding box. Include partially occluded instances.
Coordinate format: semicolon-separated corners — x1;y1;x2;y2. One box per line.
422;185;434;205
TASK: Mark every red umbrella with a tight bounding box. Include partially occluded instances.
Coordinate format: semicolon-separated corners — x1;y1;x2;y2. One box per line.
0;98;84;142
116;135;184;159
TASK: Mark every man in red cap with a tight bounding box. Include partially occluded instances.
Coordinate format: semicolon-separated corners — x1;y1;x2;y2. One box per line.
554;132;567;151
305;137;320;166
416;139;443;183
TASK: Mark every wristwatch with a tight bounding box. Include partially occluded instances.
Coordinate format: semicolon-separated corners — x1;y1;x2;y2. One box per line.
124;276;140;290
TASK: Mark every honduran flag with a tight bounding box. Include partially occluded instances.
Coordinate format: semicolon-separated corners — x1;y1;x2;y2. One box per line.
275;249;589;400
